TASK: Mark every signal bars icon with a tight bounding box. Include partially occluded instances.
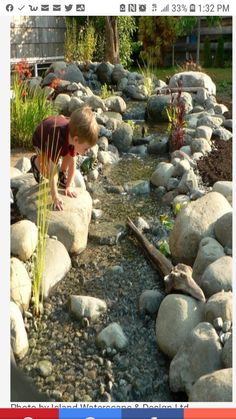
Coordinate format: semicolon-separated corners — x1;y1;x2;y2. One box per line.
161;4;169;12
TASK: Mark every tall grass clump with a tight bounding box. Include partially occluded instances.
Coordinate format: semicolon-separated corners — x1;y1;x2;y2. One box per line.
11;68;57;149
31;129;60;317
137;58;156;96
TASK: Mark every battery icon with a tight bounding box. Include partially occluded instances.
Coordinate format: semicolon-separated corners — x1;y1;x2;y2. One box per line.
190;4;196;12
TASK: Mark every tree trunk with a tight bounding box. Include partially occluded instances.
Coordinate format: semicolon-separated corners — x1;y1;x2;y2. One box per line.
196;17;201;64
105;16;120;64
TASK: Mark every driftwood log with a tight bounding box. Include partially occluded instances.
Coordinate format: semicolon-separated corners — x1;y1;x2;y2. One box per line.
126;217;173;278
126;217;205;302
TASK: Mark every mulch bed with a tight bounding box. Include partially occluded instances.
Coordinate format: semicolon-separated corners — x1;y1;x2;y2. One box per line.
197;139;232;187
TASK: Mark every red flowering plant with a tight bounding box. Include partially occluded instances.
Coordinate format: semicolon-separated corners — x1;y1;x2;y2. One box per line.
166;77;187;152
13;59;32;84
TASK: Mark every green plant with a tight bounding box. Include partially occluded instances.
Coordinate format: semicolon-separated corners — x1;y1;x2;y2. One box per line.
173;201;188;215
64;17;79;62
158;240;171;257
100;83;114;99
78;23;97;63
137;59;155;96
166;78;187;151
11;77;57;149
159;214;174;231
32;177;50;317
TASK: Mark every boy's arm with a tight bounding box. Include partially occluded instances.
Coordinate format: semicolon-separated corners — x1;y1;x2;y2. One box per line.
49;161;63;210
65;156;77;198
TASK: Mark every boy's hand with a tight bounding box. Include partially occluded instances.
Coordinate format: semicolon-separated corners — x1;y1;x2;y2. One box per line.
65;187;77;198
53;195;64;211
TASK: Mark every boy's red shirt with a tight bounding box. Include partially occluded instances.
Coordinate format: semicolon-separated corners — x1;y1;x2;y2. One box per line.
32;115;77;162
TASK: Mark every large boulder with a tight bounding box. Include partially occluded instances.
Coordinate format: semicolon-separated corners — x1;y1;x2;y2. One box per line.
214;212;232;248
169;322;222;395
41;238;71;298
189;368;232;402
96;62;113;85
62;63;86;85
169;192;232;265
169;72;216;95
146;95;171;122
16;182;92;254
104;96;126;113
213;181;232;205
156;294;204;359
111;64;127;84
192;237;225;284
11;220;38;262
204;291;232;324
201;256;232;298
10;257;31;311
112;123;133;152
150;162;175;187
54;94;71;114
10;302;29;360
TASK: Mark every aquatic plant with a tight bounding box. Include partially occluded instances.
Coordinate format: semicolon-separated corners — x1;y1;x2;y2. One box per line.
166;77;186;152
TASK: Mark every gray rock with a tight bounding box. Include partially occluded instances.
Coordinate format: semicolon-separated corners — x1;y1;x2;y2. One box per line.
166;177;179;191
214;212;232;249
177;169;198;194
172;195;190;211
73;169;86;189
97;136;109;151
150;162;175;187
147;136;169;155
205;291;232;324
156;294;204;359
214;104;229;115
172;160;191;177
213;181;232;205
112;123;133;152
124;180;150;195
189;368;232;401
190;138;211;155
92;209;103;220
42;238;71;298
97;150;119;165
89;222;125;245
169;72;216;95
54;94;71;114
118;77;128;91
124;84;148;101
213;127;232;141
129;145;147;156
223;119;232;131
11;220;38;262
169;322;222;395
192;237;225;284
195;125;212;142
83;95;106;112
10;257;31;311
16;184;92;254
68;97;84;114
96;62;113;84
169;192;231;265
37;360;53;377
213;317;223;330
104;96;126;113
222;334;232;368
139;290;164;315
15;157;31;174
69;295;107;321
62;64;86;85
96;323;128;351
42;73;58;87
134;217;150;231
10;301;29;359
197;115;223;130
146;94;172;122
112;64;127;84
201;256;232;298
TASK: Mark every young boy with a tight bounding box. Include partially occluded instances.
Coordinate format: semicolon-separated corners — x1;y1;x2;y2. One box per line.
31;106;98;210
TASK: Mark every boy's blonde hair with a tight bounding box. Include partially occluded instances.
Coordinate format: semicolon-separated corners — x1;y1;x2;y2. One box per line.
69;106;98;146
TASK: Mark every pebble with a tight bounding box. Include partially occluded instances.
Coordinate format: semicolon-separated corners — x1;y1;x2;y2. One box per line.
37;360;53;377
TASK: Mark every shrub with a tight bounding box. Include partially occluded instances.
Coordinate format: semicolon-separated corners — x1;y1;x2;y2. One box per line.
166;78;186;152
11;77;57;149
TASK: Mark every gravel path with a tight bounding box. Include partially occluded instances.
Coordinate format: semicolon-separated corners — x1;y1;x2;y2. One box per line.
18;154;182;402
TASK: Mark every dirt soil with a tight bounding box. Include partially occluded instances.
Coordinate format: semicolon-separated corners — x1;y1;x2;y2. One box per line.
197;139;232;187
